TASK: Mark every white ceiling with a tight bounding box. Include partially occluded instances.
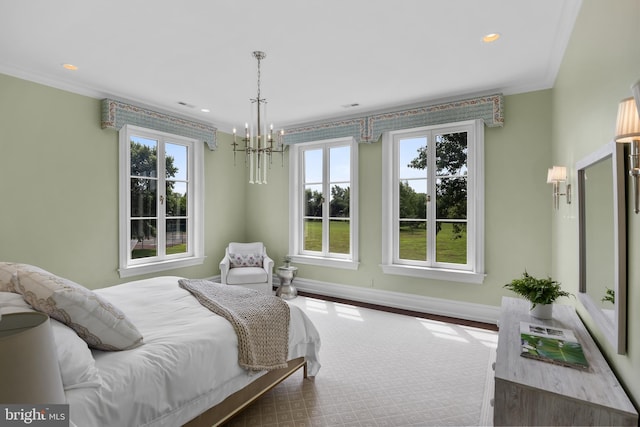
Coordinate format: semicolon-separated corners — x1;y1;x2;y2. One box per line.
0;0;582;133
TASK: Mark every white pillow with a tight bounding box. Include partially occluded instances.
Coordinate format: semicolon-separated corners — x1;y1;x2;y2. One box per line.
0;290;32;314
12;265;143;351
0;292;102;390
50;319;102;390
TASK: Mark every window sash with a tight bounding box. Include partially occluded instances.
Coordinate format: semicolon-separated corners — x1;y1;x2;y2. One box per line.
300;143;351;258
127;134;193;264
381;120;484;283
393;128;471;270
119;125;204;277
289;137;359;269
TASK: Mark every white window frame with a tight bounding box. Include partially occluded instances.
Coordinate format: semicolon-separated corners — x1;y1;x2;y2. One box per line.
289;137;359;270
381;119;485;284
118;125;204;278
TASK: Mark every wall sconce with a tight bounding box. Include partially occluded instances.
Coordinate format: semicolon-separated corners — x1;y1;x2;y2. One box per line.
547;165;571;210
614;96;640;213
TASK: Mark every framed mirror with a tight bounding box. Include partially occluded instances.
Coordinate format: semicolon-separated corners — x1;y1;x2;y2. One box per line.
577;140;627;354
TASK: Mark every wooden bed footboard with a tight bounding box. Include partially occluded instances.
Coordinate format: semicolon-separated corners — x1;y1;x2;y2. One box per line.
183;357;308;427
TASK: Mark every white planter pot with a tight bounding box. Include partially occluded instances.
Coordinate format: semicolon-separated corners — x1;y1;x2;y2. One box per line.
531;303;553;320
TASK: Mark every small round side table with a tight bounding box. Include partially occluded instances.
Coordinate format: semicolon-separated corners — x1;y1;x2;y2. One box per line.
275;266;298;299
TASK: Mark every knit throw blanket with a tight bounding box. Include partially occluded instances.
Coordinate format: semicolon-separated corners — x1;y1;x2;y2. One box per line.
178;279;290;371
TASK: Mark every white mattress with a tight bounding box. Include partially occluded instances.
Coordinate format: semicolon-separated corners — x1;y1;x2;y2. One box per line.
66;276;321;427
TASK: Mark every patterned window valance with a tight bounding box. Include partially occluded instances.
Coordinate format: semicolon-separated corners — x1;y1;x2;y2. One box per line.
282;93;503;145
100;99;218;150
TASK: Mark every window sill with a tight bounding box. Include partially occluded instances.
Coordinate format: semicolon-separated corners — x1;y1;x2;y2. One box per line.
291;255;359;270
380;264;485;284
118;256;205;278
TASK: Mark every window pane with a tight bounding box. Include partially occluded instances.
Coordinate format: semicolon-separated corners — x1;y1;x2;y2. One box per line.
329;219;350;254
166;143;187;180
433;132;469;265
166;219;188;254
436;131;467;223
435;222;467;264
399;137;427;179
130;219;157;259
304;219;322;251
167;182;187;217
330;184;349;218
399;220;426;260
436;177;467;219
399;181;427;220
304;149;323;183
130;137;157;177
435;132;467;177
330;146;350;182
130;178;157;217
305;184;323;217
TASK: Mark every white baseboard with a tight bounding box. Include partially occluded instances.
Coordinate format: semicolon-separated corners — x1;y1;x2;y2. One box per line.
293;277;500;325
208;274;500;325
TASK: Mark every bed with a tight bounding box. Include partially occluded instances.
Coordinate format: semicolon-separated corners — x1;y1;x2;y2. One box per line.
0;264;321;427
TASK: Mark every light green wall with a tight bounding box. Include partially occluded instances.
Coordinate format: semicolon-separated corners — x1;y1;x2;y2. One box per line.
0;73;553;306
0;73;248;288
248;90;554;306
551;0;640;407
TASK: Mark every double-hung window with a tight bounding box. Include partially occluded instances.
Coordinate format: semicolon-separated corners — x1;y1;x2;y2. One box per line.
289;137;359;269
118;125;204;277
381;120;484;283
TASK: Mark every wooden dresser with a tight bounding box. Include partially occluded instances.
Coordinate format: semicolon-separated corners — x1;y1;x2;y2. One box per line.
494;297;638;426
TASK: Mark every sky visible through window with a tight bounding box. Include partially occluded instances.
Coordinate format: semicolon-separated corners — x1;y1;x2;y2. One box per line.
399;137;427;193
305;145;350;184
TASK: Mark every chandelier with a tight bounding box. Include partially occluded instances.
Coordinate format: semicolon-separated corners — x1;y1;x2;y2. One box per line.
232;51;285;184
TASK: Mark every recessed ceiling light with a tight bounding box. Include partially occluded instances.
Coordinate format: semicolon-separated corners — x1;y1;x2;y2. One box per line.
482;33;500;43
201;108;210;113
62;63;78;71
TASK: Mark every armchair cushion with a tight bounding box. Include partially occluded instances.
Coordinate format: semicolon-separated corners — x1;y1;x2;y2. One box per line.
226;267;268;285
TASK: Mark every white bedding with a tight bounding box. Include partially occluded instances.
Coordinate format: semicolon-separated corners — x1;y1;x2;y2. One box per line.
66;276;321;427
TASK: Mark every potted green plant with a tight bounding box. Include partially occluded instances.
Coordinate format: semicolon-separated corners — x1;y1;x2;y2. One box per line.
504;271;572;319
601;287;615;304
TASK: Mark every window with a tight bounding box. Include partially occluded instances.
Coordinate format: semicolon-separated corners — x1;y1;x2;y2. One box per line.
118;125;204;277
289;137;358;269
381;120;484;283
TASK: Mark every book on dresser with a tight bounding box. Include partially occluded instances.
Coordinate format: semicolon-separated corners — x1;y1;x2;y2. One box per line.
519;321;589;370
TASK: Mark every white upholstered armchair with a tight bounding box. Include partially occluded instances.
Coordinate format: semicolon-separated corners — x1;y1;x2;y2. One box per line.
219;242;274;294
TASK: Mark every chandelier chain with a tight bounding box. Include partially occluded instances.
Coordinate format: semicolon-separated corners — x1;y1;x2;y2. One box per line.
257;55;261;101
254;51;265;104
